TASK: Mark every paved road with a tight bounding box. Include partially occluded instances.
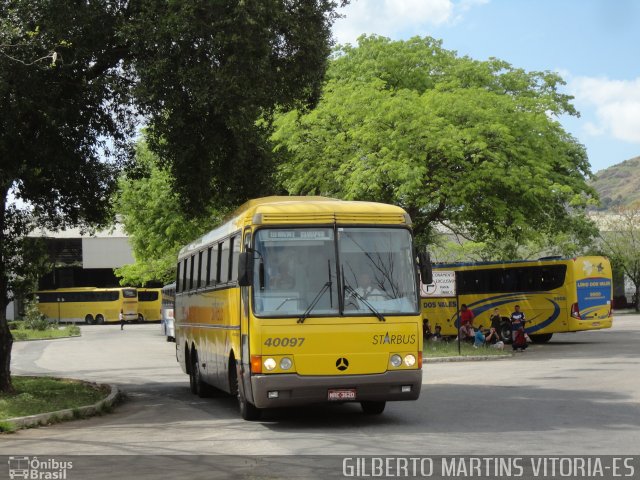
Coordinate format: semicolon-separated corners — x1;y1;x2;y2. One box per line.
5;315;640;456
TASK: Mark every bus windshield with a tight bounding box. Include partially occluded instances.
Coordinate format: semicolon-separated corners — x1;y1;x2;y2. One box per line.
252;227;418;317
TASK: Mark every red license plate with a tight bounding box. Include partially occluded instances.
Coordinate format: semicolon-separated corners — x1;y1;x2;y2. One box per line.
328;389;356;401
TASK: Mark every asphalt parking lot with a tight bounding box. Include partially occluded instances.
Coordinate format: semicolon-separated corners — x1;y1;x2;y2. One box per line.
5;314;640;457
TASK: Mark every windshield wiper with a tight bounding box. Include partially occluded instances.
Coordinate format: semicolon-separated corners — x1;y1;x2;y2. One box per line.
344;284;386;322
297;282;331;324
275;298;297;311
298;260;334;324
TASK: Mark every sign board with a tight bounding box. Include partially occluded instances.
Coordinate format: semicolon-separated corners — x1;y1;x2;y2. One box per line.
420;271;456;298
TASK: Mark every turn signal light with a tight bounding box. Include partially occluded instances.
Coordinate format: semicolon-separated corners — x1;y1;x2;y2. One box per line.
250;355;262;374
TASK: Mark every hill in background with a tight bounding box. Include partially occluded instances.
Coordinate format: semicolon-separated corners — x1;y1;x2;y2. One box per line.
590;156;640;211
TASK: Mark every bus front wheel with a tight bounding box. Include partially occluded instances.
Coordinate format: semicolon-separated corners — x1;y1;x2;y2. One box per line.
529;333;553;344
238;388;261;421
232;363;261;421
361;401;386;415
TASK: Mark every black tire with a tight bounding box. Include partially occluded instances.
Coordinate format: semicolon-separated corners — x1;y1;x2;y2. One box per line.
85;315;94;325
500;324;512;344
232;362;261;421
95;314;105;325
361;401;386;415
189;351;211;398
529;333;553;344
138;314;144;323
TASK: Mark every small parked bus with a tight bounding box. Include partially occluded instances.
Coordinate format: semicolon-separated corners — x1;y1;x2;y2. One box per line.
161;282;176;342
421;256;613;343
175;196;431;420
36;287;138;324
138;288;162;322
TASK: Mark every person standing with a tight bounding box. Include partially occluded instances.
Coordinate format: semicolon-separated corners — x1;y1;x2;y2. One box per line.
510;304;526;338
119;309;125;330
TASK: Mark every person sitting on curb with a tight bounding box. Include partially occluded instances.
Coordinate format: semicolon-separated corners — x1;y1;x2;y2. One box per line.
473;327;485;348
485;326;505;350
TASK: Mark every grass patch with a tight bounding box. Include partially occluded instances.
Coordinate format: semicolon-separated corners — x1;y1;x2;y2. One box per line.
12;324;81;341
0;376;109;422
424;340;511;357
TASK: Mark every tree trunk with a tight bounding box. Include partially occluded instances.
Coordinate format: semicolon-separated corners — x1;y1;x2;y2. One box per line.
0;188;14;393
0;319;13;393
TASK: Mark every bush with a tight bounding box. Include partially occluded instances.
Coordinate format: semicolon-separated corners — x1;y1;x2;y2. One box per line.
66;325;81;336
21;298;54;331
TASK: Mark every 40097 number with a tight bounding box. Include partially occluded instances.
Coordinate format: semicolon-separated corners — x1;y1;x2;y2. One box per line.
263;337;305;347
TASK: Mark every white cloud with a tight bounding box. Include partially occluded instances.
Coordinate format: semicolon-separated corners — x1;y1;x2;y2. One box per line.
569;77;640;144
332;0;488;46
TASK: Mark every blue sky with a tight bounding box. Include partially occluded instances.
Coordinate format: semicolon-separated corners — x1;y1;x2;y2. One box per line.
332;0;640;173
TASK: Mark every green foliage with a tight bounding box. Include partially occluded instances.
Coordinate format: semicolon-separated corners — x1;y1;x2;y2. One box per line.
66;324;81;336
11;325;80;342
115;141;221;286
272;35;598;253
598;205;640;311
125;0;342;214
0;376;106;422
1;1;343;391
21;298;52;331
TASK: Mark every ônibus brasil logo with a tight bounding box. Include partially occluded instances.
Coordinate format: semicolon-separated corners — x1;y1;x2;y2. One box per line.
8;456;73;479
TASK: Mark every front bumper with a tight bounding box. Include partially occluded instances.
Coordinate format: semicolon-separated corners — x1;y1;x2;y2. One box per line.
250;369;422;408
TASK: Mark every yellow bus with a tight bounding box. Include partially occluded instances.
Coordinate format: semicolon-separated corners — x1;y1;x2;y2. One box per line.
421;256;613;343
36;287;138;324
175;196;431;420
138;288;162;322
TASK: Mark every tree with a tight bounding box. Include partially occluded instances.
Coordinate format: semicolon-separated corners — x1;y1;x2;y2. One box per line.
599;205;640;312
271;35;598;250
1;1;134;392
126;0;344;214
0;0;344;392
115;142;221;286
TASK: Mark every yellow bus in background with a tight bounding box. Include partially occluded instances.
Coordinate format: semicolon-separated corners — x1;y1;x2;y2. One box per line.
36;287;138;324
138;288;162;322
175;196;431;420
421;256;613;343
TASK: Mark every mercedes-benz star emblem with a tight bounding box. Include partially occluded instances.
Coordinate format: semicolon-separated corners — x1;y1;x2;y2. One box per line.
336;357;349;371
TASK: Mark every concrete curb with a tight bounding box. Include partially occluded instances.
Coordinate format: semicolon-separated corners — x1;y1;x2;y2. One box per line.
5;381;120;431
13;335;81;343
424;354;513;363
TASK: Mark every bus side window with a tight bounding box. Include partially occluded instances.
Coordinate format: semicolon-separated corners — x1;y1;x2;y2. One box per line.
229;234;240;283
180;258;189;292
189;255;196;290
220;241;229;283
216;243;223;283
176;262;181;293
198;250;205;288
205;247;212;286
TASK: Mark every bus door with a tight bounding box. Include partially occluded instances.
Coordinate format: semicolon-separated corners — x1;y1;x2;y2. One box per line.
238;229;253;399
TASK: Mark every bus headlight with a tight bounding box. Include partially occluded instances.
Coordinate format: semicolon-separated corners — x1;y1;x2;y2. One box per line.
390;354;402;368
280;357;292;370
404;354;416;367
263;358;277;371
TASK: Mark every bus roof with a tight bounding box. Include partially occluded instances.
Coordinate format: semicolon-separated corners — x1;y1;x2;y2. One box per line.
434;257;586;269
179;196;411;257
